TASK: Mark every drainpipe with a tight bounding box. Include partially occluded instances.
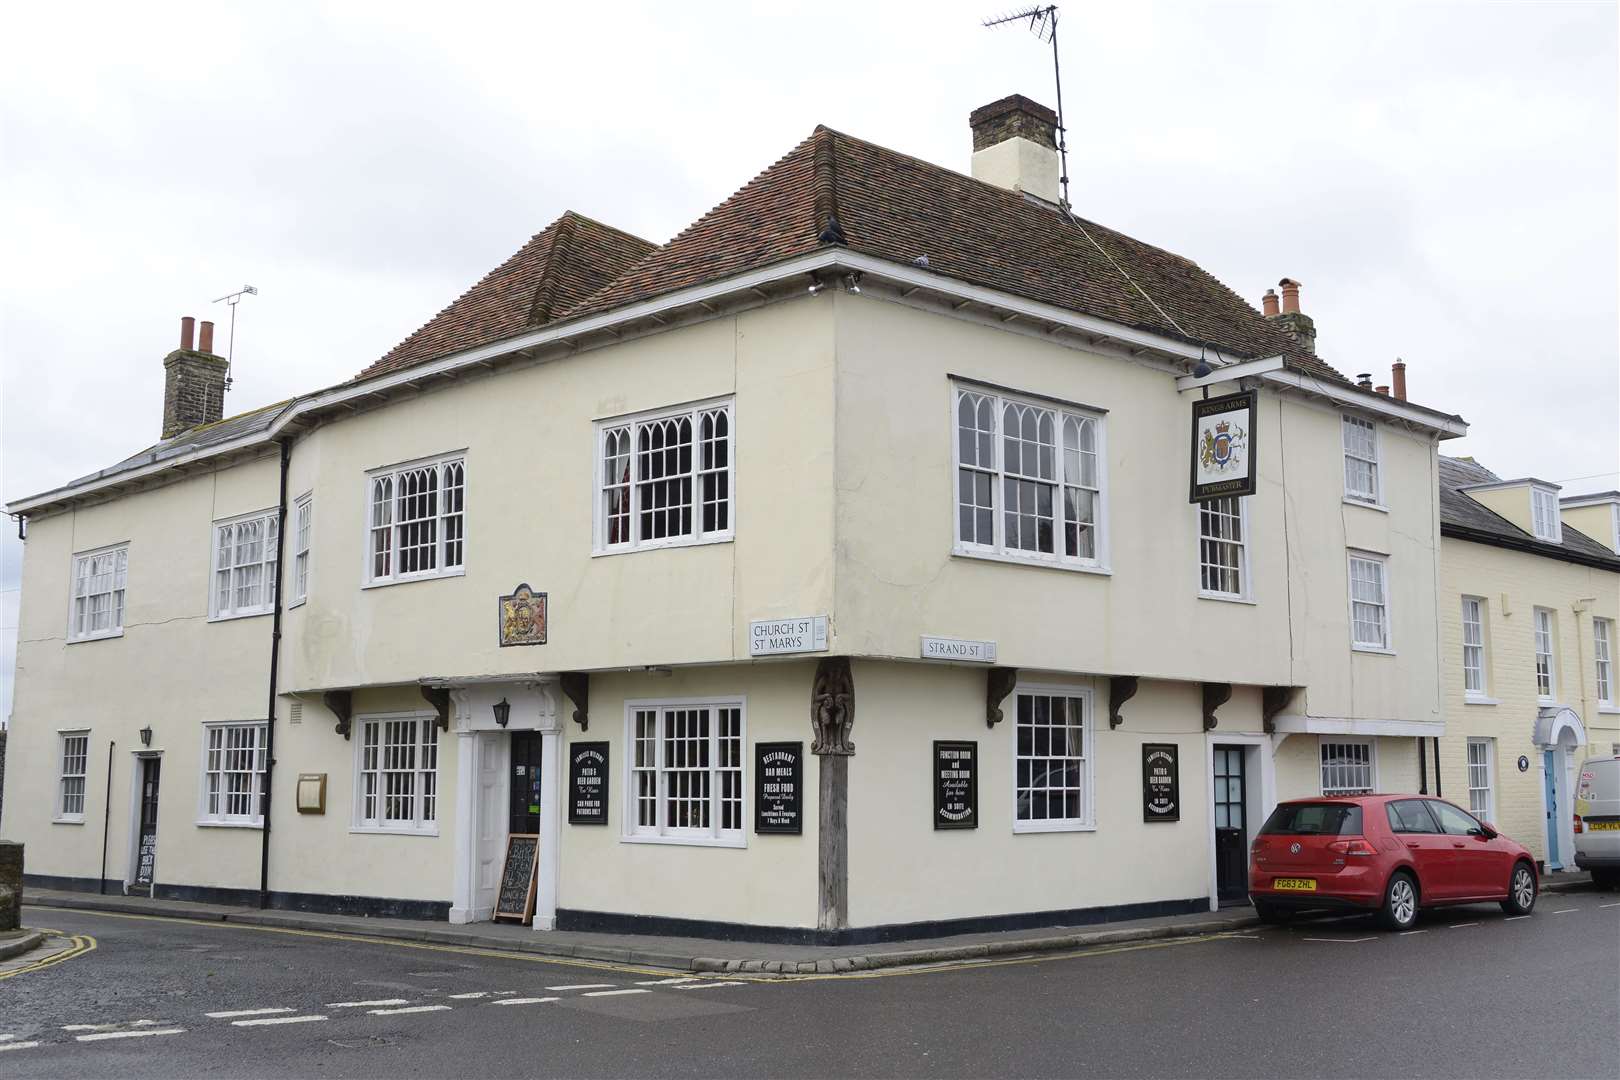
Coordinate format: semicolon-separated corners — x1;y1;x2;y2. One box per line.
1432;737;1442;797
259;438;291;909
1417;738;1428;795
99;740;115;894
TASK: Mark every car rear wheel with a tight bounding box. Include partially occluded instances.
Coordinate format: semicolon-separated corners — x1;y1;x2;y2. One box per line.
1253;901;1292;925
1499;861;1537;915
1379;871;1419;931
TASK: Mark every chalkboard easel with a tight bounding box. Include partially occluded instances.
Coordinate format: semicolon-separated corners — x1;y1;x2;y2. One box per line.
493;833;539;924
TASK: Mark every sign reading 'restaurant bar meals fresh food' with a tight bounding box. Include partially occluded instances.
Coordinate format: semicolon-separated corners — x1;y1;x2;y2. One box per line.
749;616;829;657
1189;390;1257;502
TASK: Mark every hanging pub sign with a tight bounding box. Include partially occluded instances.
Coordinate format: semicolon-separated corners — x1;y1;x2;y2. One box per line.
933;740;979;830
755;742;803;834
1189;391;1257;502
1142;743;1180;822
498;583;548;647
567;742;609;825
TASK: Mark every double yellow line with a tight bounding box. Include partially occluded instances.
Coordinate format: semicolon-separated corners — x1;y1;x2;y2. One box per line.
0;929;98;981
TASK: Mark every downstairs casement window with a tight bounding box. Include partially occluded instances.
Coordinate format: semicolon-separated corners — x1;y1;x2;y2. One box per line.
1013;688;1094;832
354;715;439;833
199;722;267;826
625;698;744;846
954;384;1106;569
1320;739;1374;796
366;454;466;585
597;399;733;553
211;510;279;619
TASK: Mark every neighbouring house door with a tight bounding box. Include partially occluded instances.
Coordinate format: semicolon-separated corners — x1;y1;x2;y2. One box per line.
510;732;544;835
132;758;161;894
1544;750;1561;870
1213;746;1248;905
471;733;505;920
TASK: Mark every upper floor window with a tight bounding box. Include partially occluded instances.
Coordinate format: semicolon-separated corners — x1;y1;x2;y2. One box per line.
1342;415;1380;504
1321;738;1374;796
625;697;745;847
199;722;267;826
1461;596;1488;697
1594;617;1613;706
1530;487;1562;543
57;730;90;821
211;510;278;619
367;454;466;585
1348;552;1391;652
354;714;439;833
1198;496;1248;599
954;385;1106;570
69;545;128;642
291;494;312;606
1533;607;1557;701
597;399;733;554
1013;687;1094;832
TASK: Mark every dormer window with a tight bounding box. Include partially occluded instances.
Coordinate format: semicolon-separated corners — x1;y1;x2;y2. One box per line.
1530;487;1561;543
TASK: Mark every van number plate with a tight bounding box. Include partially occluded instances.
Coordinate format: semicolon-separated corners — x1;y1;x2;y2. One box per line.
1588;821;1620;831
1273;877;1317;891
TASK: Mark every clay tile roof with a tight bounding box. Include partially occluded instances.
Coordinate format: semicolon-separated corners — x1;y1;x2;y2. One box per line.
561;126;1348;383
358;211;656;381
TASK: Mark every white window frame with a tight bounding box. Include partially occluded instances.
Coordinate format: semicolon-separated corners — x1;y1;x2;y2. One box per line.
951;382;1110;574
56;730;90;823
67;543;128;643
1196;495;1250;601
291;493;312;607
1461;595;1489;699
1347;551;1393;653
197;721;268;827
593;397;735;555
621;695;747;848
1011;684;1096;834
364;451;467;587
1341;414;1381;506
1319;738;1376;796
1533;606;1557;702
1593;617;1613;707
1466;737;1495;823
351;712;440;835
1530;486;1562;543
210;508;280;620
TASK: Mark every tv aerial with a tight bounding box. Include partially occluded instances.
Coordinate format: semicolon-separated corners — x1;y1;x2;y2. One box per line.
212;284;259;389
983;5;1071;207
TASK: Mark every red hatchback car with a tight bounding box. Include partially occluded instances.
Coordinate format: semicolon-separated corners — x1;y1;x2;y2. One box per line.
1249;794;1539;930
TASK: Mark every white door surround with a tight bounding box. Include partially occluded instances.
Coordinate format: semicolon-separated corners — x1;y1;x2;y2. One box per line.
446;680;563;929
1534;706;1587;871
123;749;163;896
1203;731;1277;912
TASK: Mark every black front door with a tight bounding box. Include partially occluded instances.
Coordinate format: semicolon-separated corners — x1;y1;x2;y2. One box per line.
509;732;543;836
133;757;161;893
1213;746;1248;905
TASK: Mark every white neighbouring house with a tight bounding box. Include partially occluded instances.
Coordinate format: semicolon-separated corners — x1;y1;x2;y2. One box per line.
2;96;1469;941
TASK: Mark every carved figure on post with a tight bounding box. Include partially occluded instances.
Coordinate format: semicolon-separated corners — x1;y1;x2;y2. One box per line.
811;657;855;755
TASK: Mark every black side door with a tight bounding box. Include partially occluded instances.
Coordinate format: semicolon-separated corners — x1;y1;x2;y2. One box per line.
509;733;543;836
1214;746;1248;905
133;757;161;894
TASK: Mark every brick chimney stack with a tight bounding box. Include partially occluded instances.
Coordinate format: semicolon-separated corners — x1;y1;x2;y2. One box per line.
1266;277;1317;355
162;314;229;439
1392;359;1407;401
969;95;1061;204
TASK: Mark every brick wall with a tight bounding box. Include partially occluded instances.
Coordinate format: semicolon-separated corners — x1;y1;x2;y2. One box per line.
161;349;229;439
0;841;19;932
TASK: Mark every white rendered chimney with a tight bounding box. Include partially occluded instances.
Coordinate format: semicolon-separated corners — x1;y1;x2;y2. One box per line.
969;94;1061;204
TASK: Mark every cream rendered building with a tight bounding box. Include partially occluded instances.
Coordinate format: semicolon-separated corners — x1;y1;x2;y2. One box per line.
3;97;1469;942
1435;459;1620;872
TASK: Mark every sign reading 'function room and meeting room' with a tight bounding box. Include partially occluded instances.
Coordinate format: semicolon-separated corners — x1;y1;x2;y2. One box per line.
1189;390;1258;502
748;616;829;657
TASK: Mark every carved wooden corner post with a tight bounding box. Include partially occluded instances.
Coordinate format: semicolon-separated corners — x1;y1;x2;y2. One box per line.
985;667;1018;729
324;690;353;741
560;673;589;732
811;657;854;936
1202;682;1232;732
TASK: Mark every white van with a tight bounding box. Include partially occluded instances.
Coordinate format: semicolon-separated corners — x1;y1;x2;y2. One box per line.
1573;755;1620;889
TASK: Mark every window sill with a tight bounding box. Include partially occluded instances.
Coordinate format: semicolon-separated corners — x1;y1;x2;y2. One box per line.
1198;591;1256;606
1351;644;1397;656
952;548;1111;576
363;569;466;590
592;534;734;558
1464;695;1500;706
619;833;747;850
195;819;264;829
1598;705;1620;715
287;598;307;610
1012;821;1097;835
1343;496;1389;514
66;630;123;645
208;608;273;624
52;816;86;825
349;826;440;837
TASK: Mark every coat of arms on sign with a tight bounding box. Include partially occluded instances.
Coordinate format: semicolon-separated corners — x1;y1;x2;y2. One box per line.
1199;418;1248;472
498;583;547;647
1189;390;1258;502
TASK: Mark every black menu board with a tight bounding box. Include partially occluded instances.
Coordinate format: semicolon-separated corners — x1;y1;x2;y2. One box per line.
568;742;609;825
494;834;538;923
933;740;978;830
754;742;803;835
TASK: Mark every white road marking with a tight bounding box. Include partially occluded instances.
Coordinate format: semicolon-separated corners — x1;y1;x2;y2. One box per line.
1399;930;1428;936
0;1035;15;1042
206;1007;295;1019
0;1042;41;1053
673;980;746;990
327;999;409;1008
636;977;700;986
233;1015;327;1028
490;996;559;1006
1301;937;1374;943
1551;908;1578;914
1505;915;1532;921
582;988;650;997
1601;902;1620;909
367;1005;452;1016
448;992;490;999
75;1029;185;1042
1448;922;1480;928
546;983;617;991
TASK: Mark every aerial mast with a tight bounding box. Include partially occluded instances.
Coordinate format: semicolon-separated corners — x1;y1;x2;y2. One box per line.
983;5;1070;207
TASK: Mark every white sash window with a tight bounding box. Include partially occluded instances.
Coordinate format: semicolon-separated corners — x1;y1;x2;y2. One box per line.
69;545;128;642
211;510;279;619
623;697;745;847
354;715;439;833
199;722;267;826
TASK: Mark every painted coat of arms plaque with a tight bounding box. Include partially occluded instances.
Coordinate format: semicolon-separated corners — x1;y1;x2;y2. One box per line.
498;583;548;647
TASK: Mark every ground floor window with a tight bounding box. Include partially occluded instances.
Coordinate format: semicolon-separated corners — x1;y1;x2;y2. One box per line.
1013;687;1094;831
200;722;267;825
1466;738;1494;822
625;697;744;845
354;715;439;832
57;731;90;821
1320;738;1374;795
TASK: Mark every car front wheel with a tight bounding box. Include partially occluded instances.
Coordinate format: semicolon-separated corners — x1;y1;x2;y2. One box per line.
1379;871;1419;931
1499;862;1537;916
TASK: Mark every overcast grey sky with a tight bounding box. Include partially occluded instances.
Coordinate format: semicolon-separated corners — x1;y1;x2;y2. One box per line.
2;0;1617;722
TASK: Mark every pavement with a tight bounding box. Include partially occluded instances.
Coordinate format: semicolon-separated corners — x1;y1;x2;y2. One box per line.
1;877;1616;1079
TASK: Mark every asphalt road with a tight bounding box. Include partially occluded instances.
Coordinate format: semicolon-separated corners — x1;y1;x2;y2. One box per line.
2;886;1617;1079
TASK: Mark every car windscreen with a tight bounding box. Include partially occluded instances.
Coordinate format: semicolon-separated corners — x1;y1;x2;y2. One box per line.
1260;803;1364;836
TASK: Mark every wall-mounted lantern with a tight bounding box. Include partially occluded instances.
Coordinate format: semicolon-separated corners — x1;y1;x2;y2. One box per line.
492;698;511;728
139;726;153;747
